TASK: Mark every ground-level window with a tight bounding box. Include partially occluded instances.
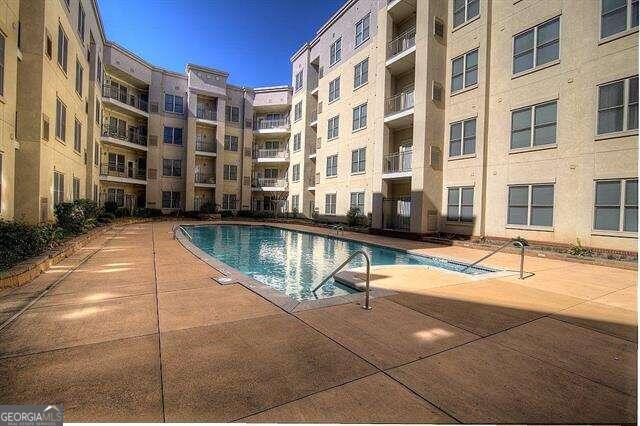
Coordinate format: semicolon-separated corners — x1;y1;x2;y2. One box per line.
72;177;80;200
162;191;181;209
223;194;237;210
447;187;474;222
507;184;554;227
291;195;299;212
350;192;365;214
594;178;638;232
107;188;124;207
325;193;336;214
53;171;64;205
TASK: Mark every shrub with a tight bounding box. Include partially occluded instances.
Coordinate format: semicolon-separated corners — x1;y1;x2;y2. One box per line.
98;212;116;223
346;207;361;227
200;202;216;214
237;210;253;218
220;210;234;218
103;201;118;214
54;202;86;234
569;238;594;257
133;208;163;218
0;221;63;270
115;207;130;218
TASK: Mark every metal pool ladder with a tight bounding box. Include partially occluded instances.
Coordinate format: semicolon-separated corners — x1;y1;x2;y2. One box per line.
330;225;345;235
312;250;372;310
460;238;527;279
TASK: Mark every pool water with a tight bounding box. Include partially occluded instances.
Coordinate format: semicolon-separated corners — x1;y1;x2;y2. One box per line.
184;224;494;301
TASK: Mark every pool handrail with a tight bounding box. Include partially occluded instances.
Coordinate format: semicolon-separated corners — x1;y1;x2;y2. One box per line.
312;249;372;310
330;224;344;235
179;225;194;241
460;238;527;279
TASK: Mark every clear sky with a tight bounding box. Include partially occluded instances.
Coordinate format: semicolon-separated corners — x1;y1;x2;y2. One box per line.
96;0;346;87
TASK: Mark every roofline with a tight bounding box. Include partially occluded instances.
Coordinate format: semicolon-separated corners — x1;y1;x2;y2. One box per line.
254;85;292;93
186;63;230;77
290;42;309;63
105;41;186;79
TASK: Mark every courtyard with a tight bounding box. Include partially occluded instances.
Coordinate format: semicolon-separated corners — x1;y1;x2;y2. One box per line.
0;221;636;423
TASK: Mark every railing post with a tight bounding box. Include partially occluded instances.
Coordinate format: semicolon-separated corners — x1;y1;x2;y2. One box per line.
517;241;525;279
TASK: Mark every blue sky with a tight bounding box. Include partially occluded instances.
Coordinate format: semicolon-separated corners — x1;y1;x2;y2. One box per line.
97;0;345;87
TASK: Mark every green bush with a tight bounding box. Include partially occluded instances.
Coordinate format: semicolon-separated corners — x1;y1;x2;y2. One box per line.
133;208;163;218
54;199;102;235
114;207;130;218
220;210;234;218
237;210;253;218
199;202;216;214
0;221;64;270
346;207;365;227
103;201;118;214
98;212;116;223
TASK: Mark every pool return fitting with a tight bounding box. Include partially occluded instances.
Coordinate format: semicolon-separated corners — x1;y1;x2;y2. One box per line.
312;250;372;310
460;237;528;279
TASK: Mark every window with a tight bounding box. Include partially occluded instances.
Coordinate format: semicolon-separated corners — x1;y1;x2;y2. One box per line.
264;168;278;179
295;70;303;91
94;142;99;165
57;24;68;72
107;188;124;207
507;184;554;227
162;191;181;209
225;105;239;122
78;1;86;42
163;126;183;145
293;133;301;151
434;17;445;39
0;34;4;96
292;164;300;181
350;192;365;214
53;171;65;205
72;177;80;201
601;0;639;39
73;118;81;152
75;60;83;96
329;77;340;102
162;159;182;177
594;179;638;232
597;76;638;135
224;135;238;151
451;49;478;92
511;101;557;149
327;115;339;139
223;164;238;180
95;99;101;125
325;193;337;214
352;103;367;131
222;194;237;210
294;101;302;121
449;118;476;157
45;33;53;59
164;94;184;113
93;184;98;202
97;56;102;83
108;153;125;173
453;0;479;28
354;58;369;88
355;14;370;46
351;148;366;173
513;17;560;75
55;97;66;141
291;195;299;212
447;187;474;222
330;38;342;66
326;154;338;177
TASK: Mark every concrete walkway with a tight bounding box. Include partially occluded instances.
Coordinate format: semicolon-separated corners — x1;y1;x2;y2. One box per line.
0;221;636;423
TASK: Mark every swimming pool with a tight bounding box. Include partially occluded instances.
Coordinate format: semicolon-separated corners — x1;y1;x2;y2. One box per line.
182;224;494;301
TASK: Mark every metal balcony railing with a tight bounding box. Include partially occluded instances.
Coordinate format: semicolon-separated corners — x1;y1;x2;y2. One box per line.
308;143;317;156
309;109;318;123
382;197;411;231
253;149;289;160
384;150;413;173
194;173;216;184
309;80;319;92
102;83;148;113
253;178;288;188
195;139;217;153
101;123;147;146
254;118;289;130
196;107;217;121
388;26;416;58
385;90;415;116
100;164;146;180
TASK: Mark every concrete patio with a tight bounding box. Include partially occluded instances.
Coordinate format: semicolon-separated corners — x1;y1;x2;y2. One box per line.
0;221;636;423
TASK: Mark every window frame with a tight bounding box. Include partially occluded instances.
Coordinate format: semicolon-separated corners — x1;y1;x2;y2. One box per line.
453;0;480;29
350;192;365;214
162;159;182;177
223;164;238;181
326;154;338;177
325;193;337;215
327;115;340;140
354;58;369;89
293;133;301;151
328;77;340;103
451;48;478;93
53;171;65;205
599;0;639;40
506;183;555;229
510;100;558;151
55;97;67;142
449;117;476;158
596;75;638;137
75;59;83;96
351;147;366;174
446;186;474;223
162;191;181;209
164;94;184;114
163;126;183;145
330;37;342;66
78;1;86;42
355;14;370;47
592;178;638;234
57;24;68;73
352;103;368;131
512;16;561;76
72;177;80;201
292;163;300;182
0;33;4;97
73;118;82;152
294;70;303;92
294;101;302;122
224;134;239;151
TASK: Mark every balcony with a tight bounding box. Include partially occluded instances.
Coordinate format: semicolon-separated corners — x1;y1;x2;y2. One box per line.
386;27;416;74
387;0;417;22
383;150;413;179
307;176;316;191
254;118;290;135
309;109;318;128
308;142;317;159
253;148;289;163
99;164;147;185
309;80;319;96
252;178;288;192
384;90;415;128
382;197;411;231
102;83;149;119
195;139;217;157
194;173;216;188
100;124;148;152
196;106;217;125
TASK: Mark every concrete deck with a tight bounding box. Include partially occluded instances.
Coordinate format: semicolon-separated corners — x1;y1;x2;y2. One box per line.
0;221;636;423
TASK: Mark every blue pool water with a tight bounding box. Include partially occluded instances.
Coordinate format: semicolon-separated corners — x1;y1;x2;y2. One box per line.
183;224;494;301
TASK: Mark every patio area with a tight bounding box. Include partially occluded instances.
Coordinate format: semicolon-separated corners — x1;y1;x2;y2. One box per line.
0;221;636;423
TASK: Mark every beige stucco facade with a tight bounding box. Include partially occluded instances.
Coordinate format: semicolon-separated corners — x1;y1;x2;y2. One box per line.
2;0;638;251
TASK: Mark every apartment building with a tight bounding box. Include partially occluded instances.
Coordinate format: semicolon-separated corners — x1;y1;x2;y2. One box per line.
1;0;636;252
288;0;638;251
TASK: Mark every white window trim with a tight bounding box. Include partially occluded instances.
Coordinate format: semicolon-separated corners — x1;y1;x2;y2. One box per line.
351;147;366;174
512;15;561;77
355;14;371;48
352;103;367;132
353;58;369;90
451;48;478;94
505;183;556;231
446;186;475;225
452;0;480;30
598;0;639;43
326;155;338;177
330;37;342;67
449;117;476;158
327;115;340;140
510;100;558;151
591;178;639;236
328;77;340;103
595;75;639;138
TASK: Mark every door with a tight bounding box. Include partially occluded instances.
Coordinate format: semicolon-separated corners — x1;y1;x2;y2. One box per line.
399;143;412;172
127;161;134;178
